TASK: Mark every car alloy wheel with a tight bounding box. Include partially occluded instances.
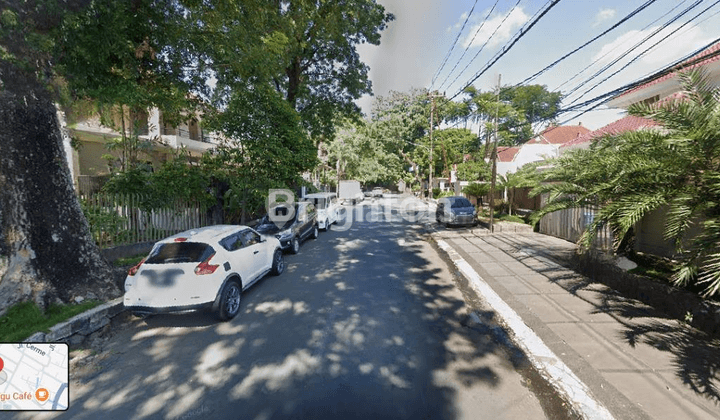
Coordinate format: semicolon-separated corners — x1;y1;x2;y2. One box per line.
272;249;284;275
217;280;241;321
290;236;300;254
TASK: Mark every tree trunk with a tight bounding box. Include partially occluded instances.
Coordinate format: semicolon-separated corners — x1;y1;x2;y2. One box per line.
0;83;121;315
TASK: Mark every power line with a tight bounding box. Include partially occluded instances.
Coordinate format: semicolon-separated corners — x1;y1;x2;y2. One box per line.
434;0;501;91
517;0;660;86
449;0;562;101
439;0;524;93
431;0;480;88
553;0;690;92
565;0;718;109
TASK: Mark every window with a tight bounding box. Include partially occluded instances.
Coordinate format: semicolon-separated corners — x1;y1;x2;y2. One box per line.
146;242;214;264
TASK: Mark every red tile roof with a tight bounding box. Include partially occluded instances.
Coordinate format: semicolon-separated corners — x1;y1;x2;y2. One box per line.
497;146;520;162
561;115;658;148
618;41;720;99
529;124;591;145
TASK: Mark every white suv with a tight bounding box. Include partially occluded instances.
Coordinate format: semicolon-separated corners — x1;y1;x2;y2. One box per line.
124;225;283;321
302;192;340;230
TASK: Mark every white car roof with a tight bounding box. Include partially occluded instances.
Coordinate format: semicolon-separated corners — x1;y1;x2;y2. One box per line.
162;225;249;244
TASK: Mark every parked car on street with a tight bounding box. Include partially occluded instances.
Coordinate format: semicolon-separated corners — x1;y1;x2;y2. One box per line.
371;187;384;198
255;201;319;254
302;192;339;230
436;196;477;227
123;225;284;321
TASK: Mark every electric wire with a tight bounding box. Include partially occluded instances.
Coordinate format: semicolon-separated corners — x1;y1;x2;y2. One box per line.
449;0;562;101
563;0;703;104
565;0;718;109
431;0;480;88
433;0;501;91
553;0;690;92
439;0;524;93
517;0;659;86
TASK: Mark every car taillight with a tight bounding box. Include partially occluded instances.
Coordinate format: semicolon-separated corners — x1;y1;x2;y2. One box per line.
194;253;219;275
128;258;146;276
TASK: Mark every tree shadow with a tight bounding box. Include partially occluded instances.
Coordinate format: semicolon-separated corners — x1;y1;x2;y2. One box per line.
487;232;720;406
19;216;534;420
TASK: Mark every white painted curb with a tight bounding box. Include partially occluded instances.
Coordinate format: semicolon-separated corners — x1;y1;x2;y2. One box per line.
437;239;615;420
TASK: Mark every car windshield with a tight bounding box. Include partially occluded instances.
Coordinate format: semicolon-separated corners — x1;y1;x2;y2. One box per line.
450;198;472;209
145;242;215;264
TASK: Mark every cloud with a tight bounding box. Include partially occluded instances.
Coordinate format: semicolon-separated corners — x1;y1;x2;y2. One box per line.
592;8;616;27
462;6;529;49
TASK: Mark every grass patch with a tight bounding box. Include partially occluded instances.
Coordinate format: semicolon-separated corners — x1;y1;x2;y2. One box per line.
112;255;145;267
0;300;101;342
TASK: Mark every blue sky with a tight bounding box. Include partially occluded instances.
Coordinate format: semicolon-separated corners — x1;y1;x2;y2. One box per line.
356;0;720;130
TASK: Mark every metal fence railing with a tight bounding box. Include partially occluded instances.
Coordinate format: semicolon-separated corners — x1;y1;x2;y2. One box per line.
81;193;210;248
538;195;613;251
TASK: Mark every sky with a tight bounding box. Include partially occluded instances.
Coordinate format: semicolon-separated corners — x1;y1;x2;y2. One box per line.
355;0;720;131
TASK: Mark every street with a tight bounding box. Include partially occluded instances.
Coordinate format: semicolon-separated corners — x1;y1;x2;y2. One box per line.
19;197;567;420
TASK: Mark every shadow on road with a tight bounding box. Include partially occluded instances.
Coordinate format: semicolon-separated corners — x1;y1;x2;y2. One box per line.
22;211;535;420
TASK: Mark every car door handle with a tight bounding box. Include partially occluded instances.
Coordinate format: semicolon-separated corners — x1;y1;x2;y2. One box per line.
254;250;259;254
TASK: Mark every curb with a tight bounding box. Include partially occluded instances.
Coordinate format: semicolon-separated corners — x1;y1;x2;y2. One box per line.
24;298;125;346
435;237;615;420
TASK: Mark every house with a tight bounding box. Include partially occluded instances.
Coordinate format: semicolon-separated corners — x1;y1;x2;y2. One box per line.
63;105;221;194
559;115;658;154
494;124;590;177
607;41;720;110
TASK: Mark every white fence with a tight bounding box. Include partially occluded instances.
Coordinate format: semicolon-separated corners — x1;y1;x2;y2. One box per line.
81;193;210;247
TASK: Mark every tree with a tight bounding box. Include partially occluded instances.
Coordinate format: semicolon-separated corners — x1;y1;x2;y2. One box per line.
500;84;562;143
531;70;720;297
205;85;318;222
0;1;201;312
192;0;394;137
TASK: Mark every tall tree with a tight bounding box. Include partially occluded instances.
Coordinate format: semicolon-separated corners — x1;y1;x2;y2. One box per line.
0;1;198;312
531;70;720;298
275;0;394;136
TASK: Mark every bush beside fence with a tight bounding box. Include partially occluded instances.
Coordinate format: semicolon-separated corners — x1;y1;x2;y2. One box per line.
81;193;210;248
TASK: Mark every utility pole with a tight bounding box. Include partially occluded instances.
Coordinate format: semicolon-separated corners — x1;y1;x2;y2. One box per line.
489;74;501;233
427;91;443;200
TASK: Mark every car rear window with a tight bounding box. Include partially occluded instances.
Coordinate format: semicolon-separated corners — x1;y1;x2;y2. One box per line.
145;242;215;264
305;197;326;209
451;198;472;208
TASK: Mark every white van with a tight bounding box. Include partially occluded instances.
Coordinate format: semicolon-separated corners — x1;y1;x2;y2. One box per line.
302;192;340;230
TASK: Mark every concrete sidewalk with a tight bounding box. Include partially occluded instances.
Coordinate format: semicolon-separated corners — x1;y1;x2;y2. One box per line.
433;230;720;420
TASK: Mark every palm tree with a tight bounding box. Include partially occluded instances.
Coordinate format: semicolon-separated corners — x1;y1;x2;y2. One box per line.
531;69;720;297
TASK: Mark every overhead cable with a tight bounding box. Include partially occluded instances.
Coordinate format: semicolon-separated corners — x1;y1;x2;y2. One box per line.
553;0;690;92
517;0;659;86
434;0;501;91
431;0;480;88
439;0;524;93
449;0;562;101
565;0;718;108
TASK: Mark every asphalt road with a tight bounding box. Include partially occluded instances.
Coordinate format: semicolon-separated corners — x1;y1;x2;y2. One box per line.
20;196;568;420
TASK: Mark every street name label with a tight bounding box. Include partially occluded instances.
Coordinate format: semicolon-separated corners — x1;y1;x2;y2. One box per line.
0;343;69;411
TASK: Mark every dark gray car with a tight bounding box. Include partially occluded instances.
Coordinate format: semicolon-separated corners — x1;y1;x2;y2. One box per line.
436;196;477;227
255;202;319;254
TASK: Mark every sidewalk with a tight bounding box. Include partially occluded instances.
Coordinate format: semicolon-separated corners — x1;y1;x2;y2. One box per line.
433;229;720;420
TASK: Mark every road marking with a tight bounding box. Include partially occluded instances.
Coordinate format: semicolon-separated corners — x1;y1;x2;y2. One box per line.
436;239;615;420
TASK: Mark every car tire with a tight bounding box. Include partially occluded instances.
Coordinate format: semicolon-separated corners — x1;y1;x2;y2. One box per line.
217;279;242;321
271;249;284;275
290;236;300;254
311;225;319;239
